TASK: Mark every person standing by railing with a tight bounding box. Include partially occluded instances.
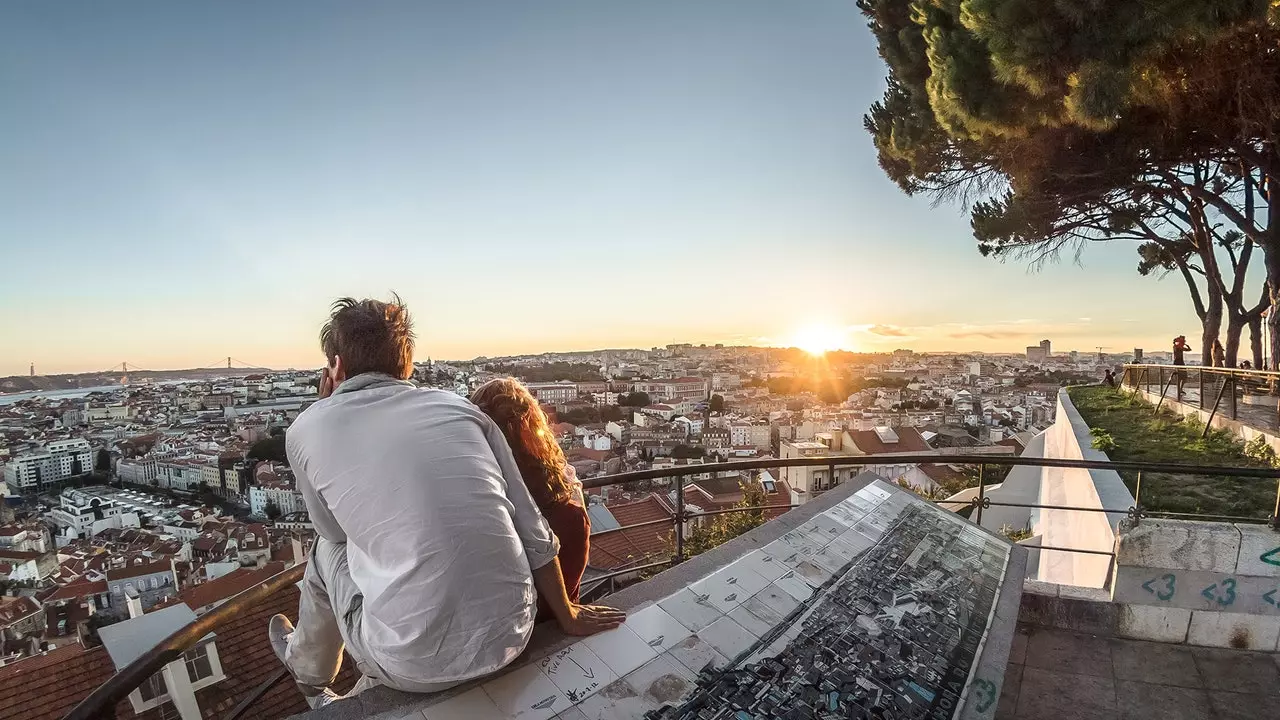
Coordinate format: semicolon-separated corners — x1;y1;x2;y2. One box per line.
472;378;591;619
270;296;623;708
1173;335;1192;399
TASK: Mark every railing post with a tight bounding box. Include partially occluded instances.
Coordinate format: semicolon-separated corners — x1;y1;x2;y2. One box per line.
975;464;986;525
1272;477;1280;532
1132;471;1143;527
828;461;836;491
1230;375;1238;420
674;474;685;563
1198;369;1204;408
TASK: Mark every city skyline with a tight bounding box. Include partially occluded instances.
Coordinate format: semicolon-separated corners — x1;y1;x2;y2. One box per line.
0;2;1199;376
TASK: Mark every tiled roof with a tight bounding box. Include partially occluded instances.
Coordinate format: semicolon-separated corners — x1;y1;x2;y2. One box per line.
0;596;40;625
588;495;675;570
44;579;108;602
0;644;128;720
106;560;172;581
171;562;286;611
846;427;932;454
0;549;43;562
0;585;357;720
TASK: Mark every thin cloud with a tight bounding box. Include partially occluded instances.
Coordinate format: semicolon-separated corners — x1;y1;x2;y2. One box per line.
866;324;910;337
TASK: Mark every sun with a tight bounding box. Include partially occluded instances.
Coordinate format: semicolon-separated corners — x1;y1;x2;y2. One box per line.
790;324;847;356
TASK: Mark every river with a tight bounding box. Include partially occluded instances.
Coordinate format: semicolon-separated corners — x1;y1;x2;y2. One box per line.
0;385;125;406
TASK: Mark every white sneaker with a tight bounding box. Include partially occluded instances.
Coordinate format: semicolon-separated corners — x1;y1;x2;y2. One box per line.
269;613;339;708
305;688;341;710
269;614;293;662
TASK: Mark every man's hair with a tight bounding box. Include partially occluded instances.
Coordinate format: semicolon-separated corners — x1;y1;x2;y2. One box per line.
319;294;415;380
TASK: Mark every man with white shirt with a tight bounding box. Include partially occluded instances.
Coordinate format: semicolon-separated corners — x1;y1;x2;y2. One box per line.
270;295;624;706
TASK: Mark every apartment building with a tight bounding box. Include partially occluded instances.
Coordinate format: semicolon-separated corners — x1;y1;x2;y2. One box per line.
1;439;93;492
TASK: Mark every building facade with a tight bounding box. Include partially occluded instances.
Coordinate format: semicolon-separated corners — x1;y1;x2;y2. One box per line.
1;439;93;493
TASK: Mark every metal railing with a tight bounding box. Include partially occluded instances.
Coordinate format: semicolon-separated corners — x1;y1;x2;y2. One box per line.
1122;363;1280;436
63;453;1280;720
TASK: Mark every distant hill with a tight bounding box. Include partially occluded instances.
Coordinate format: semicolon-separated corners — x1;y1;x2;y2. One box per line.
0;367;273;394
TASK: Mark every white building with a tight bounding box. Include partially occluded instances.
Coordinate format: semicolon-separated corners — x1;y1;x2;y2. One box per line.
525;382;580;405
1;439;93;492
249;485;306;517
118;457;158;485
50;487;125;538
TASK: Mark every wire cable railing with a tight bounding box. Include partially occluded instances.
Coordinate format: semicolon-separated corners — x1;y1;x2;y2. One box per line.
62;453;1280;720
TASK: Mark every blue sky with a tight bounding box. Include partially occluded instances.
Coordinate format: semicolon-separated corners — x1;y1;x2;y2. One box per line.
0;1;1193;374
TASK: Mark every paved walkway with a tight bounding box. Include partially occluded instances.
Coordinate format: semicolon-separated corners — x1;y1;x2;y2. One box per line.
998;625;1280;720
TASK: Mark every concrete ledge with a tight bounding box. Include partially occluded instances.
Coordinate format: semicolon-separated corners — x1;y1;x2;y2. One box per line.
1116;518;1241;573
1186;611;1280;651
1117;604;1191;643
1017;592;1120;637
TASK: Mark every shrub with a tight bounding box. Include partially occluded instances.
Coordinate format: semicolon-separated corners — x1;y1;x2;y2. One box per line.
1245;436;1278;467
1090;428;1117;452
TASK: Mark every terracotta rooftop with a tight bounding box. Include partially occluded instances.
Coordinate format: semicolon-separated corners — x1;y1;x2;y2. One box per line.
105;560;172;581
588;495;674;570
166;562;286;612
846;426;933;454
0;583;356;720
0;596;40;625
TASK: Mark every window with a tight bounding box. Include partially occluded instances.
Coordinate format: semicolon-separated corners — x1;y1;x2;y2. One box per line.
184;643;214;682
139;672;166;702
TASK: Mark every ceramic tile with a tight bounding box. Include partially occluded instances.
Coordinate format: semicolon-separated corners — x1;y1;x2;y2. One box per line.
482;662;569;720
664;634;730;676
576;656;696;720
623;604;692;653
553;707;589;720
581;624;657;679
853;518;888;541
862;482;894;499
538;642;616;705
698;615;759;660
824;502;866;527
620;653;696;696
422;687;506;720
729;600;778;637
807;543;851;574
800;513;847;540
690;563;771;614
841;492;881;513
747;582;800;620
734;548;787;582
657;587;722;632
775;543;818;570
792;559;833;586
773;571;814;602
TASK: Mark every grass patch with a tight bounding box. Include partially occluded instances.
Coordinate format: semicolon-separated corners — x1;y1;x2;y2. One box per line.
1067;385;1276;520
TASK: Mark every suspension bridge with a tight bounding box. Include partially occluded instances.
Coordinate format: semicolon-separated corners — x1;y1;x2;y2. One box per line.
97;357;269;385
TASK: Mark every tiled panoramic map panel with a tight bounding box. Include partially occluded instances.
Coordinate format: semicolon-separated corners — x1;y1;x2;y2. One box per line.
443;481;1011;720
641;497;1010;719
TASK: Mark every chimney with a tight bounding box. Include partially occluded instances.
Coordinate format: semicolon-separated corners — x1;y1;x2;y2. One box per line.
125;588;144;619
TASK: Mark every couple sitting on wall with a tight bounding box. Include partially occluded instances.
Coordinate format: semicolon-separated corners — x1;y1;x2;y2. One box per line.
268;295;624;707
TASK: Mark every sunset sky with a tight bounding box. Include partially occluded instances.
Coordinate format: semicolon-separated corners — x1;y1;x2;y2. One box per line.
0;2;1196;375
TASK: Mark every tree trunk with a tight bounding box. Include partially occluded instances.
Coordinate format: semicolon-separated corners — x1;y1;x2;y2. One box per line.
1203;288;1223;367
1225;312;1245;367
1249;314;1264;368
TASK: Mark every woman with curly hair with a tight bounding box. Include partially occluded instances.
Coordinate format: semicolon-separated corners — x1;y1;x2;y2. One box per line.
471;378;590;616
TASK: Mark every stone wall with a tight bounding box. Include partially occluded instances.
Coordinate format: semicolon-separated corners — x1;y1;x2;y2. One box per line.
1030;389;1135;588
1111;518;1280;650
